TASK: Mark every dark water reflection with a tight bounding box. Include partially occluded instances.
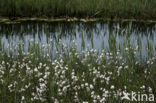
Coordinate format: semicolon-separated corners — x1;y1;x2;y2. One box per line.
0;21;156;58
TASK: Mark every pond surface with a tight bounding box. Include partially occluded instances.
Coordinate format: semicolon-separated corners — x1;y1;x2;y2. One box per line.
0;21;156;59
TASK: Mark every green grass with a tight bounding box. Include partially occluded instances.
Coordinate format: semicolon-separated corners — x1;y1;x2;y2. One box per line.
0;0;156;19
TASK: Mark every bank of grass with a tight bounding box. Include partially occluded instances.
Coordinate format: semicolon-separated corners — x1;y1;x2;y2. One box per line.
0;38;156;102
0;0;156;20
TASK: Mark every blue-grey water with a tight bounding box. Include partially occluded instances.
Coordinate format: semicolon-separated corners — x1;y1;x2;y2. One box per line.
0;21;156;59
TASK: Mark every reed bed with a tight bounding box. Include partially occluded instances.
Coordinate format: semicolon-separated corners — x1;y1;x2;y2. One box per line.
0;0;156;19
0;37;156;102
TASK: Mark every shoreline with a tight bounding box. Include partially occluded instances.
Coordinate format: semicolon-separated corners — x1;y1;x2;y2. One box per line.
0;17;156;24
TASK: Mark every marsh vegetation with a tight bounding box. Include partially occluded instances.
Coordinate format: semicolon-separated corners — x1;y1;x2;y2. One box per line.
0;21;156;102
0;0;156;19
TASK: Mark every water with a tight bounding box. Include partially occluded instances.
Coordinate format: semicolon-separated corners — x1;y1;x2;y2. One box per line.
0;21;156;58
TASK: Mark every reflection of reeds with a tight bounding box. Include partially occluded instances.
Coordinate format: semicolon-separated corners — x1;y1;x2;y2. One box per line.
0;0;156;19
0;22;156;59
0;30;155;61
0;22;155;37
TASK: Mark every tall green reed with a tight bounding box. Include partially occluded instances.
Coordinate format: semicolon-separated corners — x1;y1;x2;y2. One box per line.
0;0;156;19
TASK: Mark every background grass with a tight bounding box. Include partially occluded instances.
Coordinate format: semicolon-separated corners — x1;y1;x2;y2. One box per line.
0;0;156;19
